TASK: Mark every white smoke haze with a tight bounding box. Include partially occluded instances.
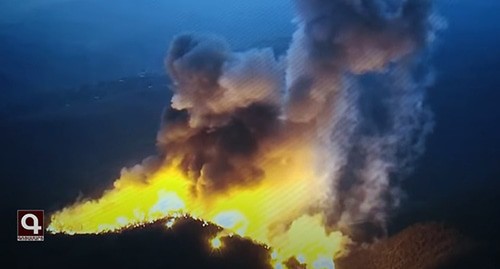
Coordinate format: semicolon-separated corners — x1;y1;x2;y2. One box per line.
157;0;441;239
283;0;441;237
49;1;442;252
166;34;284;129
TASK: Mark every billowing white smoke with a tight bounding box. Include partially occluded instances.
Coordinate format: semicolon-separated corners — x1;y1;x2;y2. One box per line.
162;0;441;239
161;34;285;194
285;0;441;237
166;34;283;129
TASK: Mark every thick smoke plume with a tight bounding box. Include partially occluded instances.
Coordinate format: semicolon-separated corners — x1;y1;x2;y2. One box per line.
285;0;440;238
49;2;442;264
158;33;285;194
159;0;439;238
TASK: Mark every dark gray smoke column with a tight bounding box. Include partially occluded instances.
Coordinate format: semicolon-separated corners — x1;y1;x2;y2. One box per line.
158;0;442;242
159;34;285;194
285;0;442;238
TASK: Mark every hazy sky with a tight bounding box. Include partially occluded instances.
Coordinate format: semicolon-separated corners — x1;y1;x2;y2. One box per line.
2;0;500;91
0;0;295;90
0;0;294;45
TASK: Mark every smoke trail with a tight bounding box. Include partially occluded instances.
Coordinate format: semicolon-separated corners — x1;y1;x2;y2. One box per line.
285;0;441;239
49;2;443;263
157;0;440;239
158;33;286;194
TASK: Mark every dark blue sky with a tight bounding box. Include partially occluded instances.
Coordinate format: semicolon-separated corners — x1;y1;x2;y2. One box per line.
1;0;499;92
0;0;294;91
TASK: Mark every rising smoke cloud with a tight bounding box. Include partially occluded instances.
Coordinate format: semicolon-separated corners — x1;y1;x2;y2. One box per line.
158;33;285;194
285;0;440;238
159;0;439;238
49;1;442;255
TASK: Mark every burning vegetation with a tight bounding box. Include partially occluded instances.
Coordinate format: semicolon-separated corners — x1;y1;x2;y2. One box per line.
48;0;443;268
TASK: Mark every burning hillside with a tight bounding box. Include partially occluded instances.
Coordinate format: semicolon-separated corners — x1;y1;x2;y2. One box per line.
47;1;443;268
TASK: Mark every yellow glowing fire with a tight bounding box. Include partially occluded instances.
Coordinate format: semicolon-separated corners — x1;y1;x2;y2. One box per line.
48;143;350;268
210;236;223;249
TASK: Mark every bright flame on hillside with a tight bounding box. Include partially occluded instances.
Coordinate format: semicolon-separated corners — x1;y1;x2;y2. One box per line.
48;144;351;268
48;1;437;268
210;236;223;250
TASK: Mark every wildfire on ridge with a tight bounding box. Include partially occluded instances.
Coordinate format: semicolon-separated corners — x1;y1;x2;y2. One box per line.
47;1;438;269
48;144;351;269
